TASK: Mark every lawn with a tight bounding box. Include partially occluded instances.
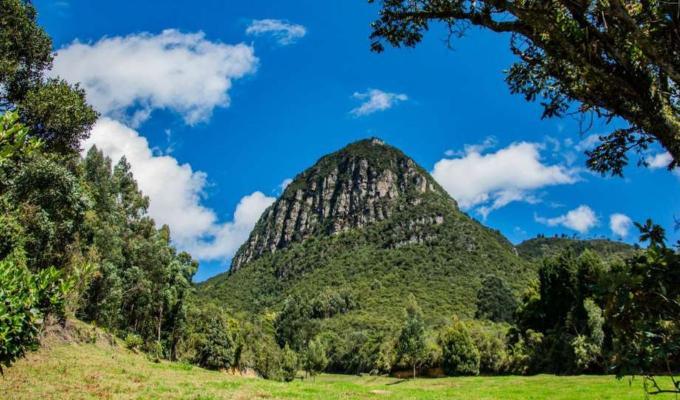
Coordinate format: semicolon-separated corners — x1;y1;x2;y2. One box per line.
0;334;663;400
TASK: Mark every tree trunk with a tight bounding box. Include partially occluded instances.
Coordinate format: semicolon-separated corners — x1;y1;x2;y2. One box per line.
413;364;416;379
157;303;163;343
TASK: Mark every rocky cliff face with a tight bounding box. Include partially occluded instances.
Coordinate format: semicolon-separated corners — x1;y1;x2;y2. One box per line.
230;138;456;271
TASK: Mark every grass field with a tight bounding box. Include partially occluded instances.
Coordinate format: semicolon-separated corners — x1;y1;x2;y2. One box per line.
0;331;662;400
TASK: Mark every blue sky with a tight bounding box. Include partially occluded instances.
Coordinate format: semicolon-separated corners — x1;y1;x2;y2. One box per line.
36;0;679;281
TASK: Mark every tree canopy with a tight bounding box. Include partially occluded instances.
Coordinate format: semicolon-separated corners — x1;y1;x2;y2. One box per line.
368;0;679;176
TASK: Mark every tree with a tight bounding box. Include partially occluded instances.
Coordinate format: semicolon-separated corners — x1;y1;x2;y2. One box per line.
275;294;317;351
303;337;328;379
368;0;680;176
475;275;517;323
281;344;299;382
0;0;97;154
193;315;238;370
396;294;427;378
439;316;480;376
513;249;607;373
604;221;680;395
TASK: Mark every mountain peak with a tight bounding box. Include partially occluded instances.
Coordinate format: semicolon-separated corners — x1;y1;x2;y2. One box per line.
230;139;455;271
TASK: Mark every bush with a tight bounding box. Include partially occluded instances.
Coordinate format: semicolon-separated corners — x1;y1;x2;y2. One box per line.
193;316;238;370
145;340;164;363
303;337;328;378
124;333;144;352
469;322;509;374
0;258;66;372
281;344;298;382
439;317;480;376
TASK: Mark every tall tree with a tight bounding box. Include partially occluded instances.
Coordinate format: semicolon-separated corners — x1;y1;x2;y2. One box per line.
0;0;97;153
475;275;517;323
396;294;427;378
368;0;680;176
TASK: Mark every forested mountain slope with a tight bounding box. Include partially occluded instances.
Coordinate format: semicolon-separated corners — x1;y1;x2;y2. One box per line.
199;139;535;332
516;237;636;263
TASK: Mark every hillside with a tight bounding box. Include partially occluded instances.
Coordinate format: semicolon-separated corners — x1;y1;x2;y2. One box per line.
198;139;535;332
516;237;636;263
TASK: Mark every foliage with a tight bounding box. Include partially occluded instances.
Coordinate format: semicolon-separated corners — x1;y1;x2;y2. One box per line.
396;294;427;378
281;344;299;382
124;333;144;352
514;249;607;373
0;0;97;154
603;220;680;395
571;298;604;370
468;321;509;374
368;0;680;176
0;111;42;164
0;257;67;372
439;316;480;376
3;336;663;400
303;337;328;378
275;293;318;351
193;315;238;370
76;148;197;357
475;275;517;323
516;236;635;263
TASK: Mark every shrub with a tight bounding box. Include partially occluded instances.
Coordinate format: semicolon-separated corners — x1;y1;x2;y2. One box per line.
281;344;298;382
439;317;480;376
469;322;509;374
0;258;66;372
193;316;238;370
124;333;144;352
303;337;328;378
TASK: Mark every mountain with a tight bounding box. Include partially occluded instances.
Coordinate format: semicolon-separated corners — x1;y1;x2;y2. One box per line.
198;138;535;331
516;237;636;263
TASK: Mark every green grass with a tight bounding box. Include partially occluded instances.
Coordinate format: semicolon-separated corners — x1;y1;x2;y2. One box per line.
1;331;662;399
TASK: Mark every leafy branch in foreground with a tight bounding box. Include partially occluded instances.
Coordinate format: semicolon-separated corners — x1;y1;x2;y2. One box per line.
368;0;679;176
604;219;680;395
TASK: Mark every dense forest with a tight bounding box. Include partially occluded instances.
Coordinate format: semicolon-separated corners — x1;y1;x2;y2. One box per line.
0;0;679;397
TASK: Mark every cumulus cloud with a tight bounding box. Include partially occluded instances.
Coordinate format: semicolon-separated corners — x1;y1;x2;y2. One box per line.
245;19;307;45
609;213;633;238
535;205;598;233
645;151;680;177
187;192;275;260
52;29;258;126
431;141;578;217
83;118;274;261
350;89;408;117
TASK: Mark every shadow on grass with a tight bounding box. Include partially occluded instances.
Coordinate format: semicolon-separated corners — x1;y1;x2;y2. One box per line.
386;379;408;386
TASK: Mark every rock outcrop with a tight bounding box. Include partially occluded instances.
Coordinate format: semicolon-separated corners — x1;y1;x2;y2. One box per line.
230;138;455;271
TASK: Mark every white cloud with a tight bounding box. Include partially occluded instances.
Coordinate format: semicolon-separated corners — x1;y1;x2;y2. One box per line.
83;118;274;261
609;213;633;238
187;192;275;260
574;134;601;151
645;151;680;177
646;152;673;169
535;205;598;233
52;29;258;126
246;19;307;45
350;89;408;117
431;142;578;216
